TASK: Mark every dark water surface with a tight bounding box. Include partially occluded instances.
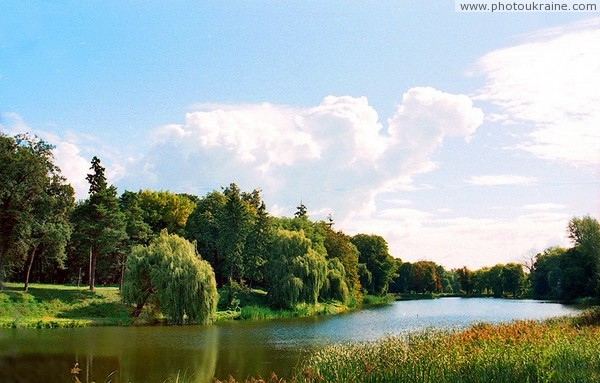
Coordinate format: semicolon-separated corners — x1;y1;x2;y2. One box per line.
0;298;580;382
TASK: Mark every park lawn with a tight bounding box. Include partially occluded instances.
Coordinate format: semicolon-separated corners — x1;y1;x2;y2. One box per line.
0;283;132;328
0;283;355;328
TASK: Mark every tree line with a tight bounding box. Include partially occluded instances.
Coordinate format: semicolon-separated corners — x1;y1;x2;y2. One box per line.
1;134;599;322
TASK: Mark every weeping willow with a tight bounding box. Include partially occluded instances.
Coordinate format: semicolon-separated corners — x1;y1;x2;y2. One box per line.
320;258;350;304
122;230;218;324
266;229;328;309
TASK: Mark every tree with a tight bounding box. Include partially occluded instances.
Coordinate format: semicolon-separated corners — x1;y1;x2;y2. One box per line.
23;178;74;291
266;229;327;309
118;191;153;290
531;247;565;299
294;202;308;219
567;215;600;298
136;190;197;236
488;264;504;297
243;201;271;287
185;190;227;276
320;258;350;304
70;156;127;291
409;261;439;293
323;226;361;300
0;134;73;289
122;231;218;324
351;234;397;296
218;183;254;282
502;263;526;298
456;266;474;295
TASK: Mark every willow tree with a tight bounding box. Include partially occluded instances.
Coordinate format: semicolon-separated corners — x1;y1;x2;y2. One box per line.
320;258;350;304
122;231;218;325
266;229;327;309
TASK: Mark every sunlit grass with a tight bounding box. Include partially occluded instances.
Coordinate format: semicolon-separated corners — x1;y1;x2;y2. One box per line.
0;282;131;328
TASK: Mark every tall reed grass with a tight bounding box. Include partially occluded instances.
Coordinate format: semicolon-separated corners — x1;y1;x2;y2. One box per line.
296;309;600;382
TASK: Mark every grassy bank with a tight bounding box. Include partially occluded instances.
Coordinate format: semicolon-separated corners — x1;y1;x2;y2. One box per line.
0;283;131;328
0;283;354;328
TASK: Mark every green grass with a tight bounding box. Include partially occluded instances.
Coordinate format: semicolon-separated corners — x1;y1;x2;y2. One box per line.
1;283;352;328
0;283;132;328
361;294;396;306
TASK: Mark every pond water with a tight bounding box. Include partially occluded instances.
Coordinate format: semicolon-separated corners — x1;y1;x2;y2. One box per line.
0;298;580;382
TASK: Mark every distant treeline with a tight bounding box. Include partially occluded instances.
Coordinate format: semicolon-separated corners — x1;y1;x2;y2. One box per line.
2;133;599;309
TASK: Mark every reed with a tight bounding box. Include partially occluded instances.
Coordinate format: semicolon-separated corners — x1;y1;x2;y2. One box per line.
296;308;600;383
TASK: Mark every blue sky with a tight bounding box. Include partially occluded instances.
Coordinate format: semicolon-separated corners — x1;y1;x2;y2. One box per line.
1;1;599;269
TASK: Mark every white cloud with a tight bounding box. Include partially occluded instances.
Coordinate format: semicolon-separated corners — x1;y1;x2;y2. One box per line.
137;88;483;219
476;18;600;166
467;174;536;186
0;112;122;199
386;87;484;174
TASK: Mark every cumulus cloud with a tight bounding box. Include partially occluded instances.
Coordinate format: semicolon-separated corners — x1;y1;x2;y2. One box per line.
135;88;484;219
476;18;600;165
386;87;484;175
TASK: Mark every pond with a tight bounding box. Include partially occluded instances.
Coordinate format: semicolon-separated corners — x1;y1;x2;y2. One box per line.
0;298;580;382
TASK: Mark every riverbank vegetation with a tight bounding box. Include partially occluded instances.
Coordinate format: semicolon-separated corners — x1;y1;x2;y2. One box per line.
294;308;600;383
1;133;599;326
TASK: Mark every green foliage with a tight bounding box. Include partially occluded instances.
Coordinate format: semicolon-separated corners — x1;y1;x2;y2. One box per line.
69;157;128;291
185;185;269;286
351;234;397;296
530;216;600;301
0;134;74;288
456;266;475;295
122;231;218;324
502;262;526;297
185;190;227;274
119;191;153;246
320;258;350;304
219;184;254;282
323;226;361;301
135;190;197;236
266;229;327;309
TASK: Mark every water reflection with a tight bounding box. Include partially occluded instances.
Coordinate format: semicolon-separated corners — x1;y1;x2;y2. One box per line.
0;298;580;382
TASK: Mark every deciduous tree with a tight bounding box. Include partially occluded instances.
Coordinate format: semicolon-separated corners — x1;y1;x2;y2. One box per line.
122;231;218;324
351;234;397;296
0;134;73;289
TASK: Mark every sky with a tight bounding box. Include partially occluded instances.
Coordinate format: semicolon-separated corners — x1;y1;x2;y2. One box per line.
1;1;599;270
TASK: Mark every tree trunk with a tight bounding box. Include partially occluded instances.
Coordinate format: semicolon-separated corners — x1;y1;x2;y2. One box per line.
119;256;125;291
24;244;39;292
0;252;4;290
89;248;97;292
